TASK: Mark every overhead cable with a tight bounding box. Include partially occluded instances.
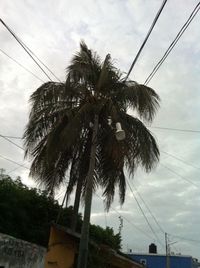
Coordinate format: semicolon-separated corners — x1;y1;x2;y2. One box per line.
169;233;200;244
0;134;24;151
160;163;199;188
126;179;165;248
150;126;200;133
0;18;55;81
0;135;22;140
17;38;62;82
0;48;45;83
95;193;154;240
7;166;22;175
144;2;200;85
161;150;200;171
125;0;168;80
0;154;29;170
4;125;200;140
132;183;165;234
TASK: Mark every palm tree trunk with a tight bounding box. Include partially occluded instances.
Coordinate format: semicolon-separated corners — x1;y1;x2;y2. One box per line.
77;114;99;268
71;177;83;232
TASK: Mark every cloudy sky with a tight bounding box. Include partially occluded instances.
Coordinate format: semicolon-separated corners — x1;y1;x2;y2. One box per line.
1;0;200;260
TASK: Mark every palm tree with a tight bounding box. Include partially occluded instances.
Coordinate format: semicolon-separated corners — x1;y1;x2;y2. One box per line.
24;42;160;268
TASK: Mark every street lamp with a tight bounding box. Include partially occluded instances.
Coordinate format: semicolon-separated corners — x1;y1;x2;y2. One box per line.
115;122;125;141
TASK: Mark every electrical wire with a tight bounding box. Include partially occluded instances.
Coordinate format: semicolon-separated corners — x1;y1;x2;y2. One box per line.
0;154;29;170
0;134;22;139
0;134;24;150
4;123;200;141
126;179;165;248
7;166;22;175
0;48;45;83
160;163;199;188
150;126;200;133
0;18;53;81
169;234;200;244
132;183;165;234
17;38;62;82
0;47;45;83
95;193;154;240
144;2;200;85
131;180;200;247
161;150;200;171
125;0;168;80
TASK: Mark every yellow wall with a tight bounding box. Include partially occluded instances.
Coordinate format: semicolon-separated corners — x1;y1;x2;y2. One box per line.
45;227;77;268
45;226;141;268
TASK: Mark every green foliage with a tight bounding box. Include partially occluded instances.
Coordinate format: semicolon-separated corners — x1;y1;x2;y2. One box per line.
0;173;76;246
0;173;121;250
87;246;108;268
90;225;121;251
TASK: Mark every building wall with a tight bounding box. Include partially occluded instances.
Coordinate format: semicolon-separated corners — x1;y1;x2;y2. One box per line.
45;226;142;268
129;254;193;268
0;232;46;268
45;226;76;268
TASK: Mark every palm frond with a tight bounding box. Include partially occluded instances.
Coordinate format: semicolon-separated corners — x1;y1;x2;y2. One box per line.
30;146;71;194
67;41;101;87
119;111;160;173
114;81;160;122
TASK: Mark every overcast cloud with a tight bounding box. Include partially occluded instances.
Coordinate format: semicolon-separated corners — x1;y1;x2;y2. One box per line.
0;0;200;260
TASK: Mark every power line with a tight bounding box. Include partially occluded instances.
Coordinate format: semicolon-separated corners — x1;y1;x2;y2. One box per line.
7;166;22;175
132;180;200;247
0;48;45;83
126;179;165;248
128;179;200;250
4;123;200;142
132;183;165;234
17;38;62;82
169;233;200;244
95;193;154;240
2;131;200;185
125;0;168;80
0;135;22;140
0;134;24;150
160;163;199;188
144;2;200;85
150;126;200;133
0;154;29;170
161;150;200;171
2;122;200;143
0;18;54;81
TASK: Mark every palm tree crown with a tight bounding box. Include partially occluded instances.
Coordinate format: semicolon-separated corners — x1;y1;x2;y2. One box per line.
24;42;160;210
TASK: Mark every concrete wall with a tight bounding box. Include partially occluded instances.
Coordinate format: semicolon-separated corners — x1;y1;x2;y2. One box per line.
0;232;46;268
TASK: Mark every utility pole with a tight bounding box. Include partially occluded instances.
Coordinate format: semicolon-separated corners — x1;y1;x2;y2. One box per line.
165;233;170;268
77;114;99;268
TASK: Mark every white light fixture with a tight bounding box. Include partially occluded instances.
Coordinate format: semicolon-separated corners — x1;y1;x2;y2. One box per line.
108;116;112;126
89;122;93;128
115;122;125;141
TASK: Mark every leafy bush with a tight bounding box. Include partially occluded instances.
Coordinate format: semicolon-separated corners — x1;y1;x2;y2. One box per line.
0;171;121;251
